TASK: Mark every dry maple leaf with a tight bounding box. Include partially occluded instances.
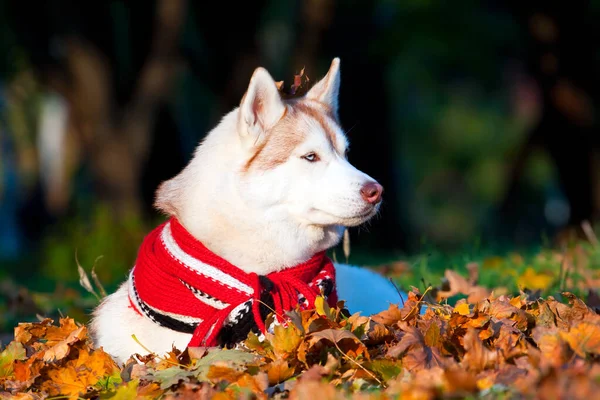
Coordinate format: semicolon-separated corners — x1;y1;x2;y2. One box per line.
42;325;86;362
308;328;369;360
386;327;447;371
308;329;362;348
265;359;295;385
207;364;244;384
532;326;572;368
461;329;498;372
268;323;302;359
365;321;394;345
41;348;118;397
234;372;269;399
371;304;403;326
43;318;82;347
42;366;91;397
14;319;53;345
437;270;490;303
559;321;600;358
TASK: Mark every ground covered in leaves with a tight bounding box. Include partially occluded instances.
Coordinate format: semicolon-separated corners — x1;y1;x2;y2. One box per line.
2;239;600;399
2;286;600;399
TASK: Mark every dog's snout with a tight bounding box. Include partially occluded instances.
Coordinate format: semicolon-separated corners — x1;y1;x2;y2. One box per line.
360;182;383;204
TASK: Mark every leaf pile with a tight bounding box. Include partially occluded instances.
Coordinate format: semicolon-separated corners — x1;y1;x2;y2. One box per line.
0;318;120;399
3;287;600;399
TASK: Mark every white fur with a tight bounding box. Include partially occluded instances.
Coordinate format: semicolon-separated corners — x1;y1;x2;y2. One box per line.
90;58;403;364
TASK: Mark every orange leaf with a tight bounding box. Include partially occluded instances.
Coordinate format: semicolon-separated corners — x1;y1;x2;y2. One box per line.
42;365;89;397
266;359;295;385
43;325;86;362
560;321;600;358
371;304;403;326
461;329;498;372
42;348;118;397
207;364;243;383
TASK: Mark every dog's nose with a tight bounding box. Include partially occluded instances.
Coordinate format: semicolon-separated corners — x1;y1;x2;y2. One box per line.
360;182;383;204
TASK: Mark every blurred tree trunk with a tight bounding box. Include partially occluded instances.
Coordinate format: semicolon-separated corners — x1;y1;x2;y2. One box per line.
10;0;186;218
502;0;600;236
62;0;186;217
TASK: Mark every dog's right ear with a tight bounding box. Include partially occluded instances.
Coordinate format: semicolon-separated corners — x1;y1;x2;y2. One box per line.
238;67;285;147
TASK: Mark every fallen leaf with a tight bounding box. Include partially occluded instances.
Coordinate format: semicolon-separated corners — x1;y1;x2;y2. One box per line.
560;321;600;357
269;323;302;358
265;359;295;385
308;329;361;347
207;364;244;383
387;327;447;371
437;270;489;303
0;342;26;378
454;303;471;316
314;296;332;319
461;329;498;372
517;268;555;291
42;326;86;362
372;304;403;326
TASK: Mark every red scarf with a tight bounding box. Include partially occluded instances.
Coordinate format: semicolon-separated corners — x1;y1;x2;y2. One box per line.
128;218;337;347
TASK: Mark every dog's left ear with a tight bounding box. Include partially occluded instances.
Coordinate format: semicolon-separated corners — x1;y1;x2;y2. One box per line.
306;58;340;117
238;67;285;146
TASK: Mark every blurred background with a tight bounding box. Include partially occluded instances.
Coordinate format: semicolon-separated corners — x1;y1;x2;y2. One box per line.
1;0;600;330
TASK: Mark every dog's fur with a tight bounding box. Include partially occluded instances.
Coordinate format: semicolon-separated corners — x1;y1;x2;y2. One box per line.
91;58;401;364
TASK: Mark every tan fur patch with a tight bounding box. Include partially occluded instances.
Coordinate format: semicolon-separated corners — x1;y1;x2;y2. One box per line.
293;101;339;149
243;100;342;172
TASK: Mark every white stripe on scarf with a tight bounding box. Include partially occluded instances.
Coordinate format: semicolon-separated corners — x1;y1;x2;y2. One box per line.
160;222;254;295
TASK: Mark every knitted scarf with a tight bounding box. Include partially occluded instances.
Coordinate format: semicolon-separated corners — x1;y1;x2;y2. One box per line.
127;218;337;348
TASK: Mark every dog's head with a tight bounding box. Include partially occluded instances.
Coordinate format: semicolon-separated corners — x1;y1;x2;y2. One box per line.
155;58;383;271
235;58;383;228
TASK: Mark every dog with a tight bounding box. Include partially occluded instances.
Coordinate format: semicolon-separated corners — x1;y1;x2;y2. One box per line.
90;58;402;364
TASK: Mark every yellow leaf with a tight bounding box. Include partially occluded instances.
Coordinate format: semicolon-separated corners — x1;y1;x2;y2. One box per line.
111;380;139;400
270;324;301;358
454;303;471;316
477;376;494;391
517;268;555;291
314;296;331;318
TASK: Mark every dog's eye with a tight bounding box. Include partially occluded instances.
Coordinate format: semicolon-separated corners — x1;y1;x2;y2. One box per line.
302;152;319;162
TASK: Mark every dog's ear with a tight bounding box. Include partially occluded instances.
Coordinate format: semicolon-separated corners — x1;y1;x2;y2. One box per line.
306;58;340;117
238;67;285;146
154;178;181;217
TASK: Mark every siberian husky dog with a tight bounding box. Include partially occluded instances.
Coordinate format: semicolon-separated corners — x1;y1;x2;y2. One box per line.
91;58;402;364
